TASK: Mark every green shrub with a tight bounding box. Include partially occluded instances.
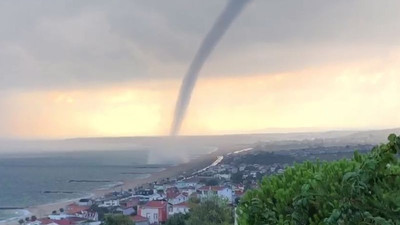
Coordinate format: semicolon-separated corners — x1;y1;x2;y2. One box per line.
238;134;400;225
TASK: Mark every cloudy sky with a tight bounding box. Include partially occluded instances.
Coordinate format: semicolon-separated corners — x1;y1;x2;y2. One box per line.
1;0;400;139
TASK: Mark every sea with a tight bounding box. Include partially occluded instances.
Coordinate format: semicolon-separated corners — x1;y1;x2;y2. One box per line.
0;143;217;223
0;150;160;222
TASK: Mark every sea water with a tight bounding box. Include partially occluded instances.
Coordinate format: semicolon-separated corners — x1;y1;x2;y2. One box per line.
0;144;215;221
0;150;157;221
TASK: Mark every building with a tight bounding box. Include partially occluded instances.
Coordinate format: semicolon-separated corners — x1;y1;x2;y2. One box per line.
136;189;154;196
48;214;70;220
153;184;165;192
176;179;199;189
138;201;169;224
65;203;90;215
179;186;196;196
169;202;190;215
75;210;99;221
167;193;188;205
214;173;231;180
98;199;119;208
198;186;233;203
115;197;139;215
115;206;135;216
38;218;80;225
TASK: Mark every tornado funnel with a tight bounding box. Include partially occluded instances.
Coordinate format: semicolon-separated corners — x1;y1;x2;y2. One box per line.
170;0;251;136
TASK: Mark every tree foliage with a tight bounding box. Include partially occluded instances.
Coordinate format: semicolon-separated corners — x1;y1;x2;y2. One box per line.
166;197;233;225
104;214;134;225
166;213;189;225
187;197;233;225
238;134;400;225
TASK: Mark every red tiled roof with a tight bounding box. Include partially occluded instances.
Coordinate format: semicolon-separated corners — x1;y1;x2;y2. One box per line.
66;203;90;214
166;187;180;199
38;218;54;225
39;219;75;225
235;190;245;196
167;192;181;199
131;215;148;222
67;217;87;223
53;219;75;225
198;186;225;191
144;201;167;208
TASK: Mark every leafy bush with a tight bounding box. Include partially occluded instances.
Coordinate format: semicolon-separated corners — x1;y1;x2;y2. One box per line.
166;197;233;225
104;214;134;225
238;134;400;225
166;213;189;225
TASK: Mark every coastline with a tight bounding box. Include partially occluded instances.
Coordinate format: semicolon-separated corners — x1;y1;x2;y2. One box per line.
0;144;248;225
17;152;217;224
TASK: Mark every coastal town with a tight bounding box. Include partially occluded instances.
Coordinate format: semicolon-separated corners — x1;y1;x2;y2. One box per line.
15;143;375;225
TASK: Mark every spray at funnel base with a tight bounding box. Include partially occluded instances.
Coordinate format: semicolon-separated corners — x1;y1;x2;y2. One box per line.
170;0;252;136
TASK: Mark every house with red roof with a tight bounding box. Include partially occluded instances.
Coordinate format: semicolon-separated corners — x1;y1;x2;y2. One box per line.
137;201;169;224
167;192;188;205
65;203;90;215
75;210;98;221
38;218;57;225
38;218;78;225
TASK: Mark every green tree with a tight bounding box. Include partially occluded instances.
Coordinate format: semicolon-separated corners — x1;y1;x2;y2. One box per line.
238;134;400;225
104;214;134;225
186;197;233;225
166;213;188;225
205;178;220;186
231;171;243;184
30;216;37;221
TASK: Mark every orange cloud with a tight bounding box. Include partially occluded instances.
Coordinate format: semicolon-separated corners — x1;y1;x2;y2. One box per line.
1;53;400;138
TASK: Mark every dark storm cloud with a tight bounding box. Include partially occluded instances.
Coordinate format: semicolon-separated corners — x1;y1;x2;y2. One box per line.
1;0;400;89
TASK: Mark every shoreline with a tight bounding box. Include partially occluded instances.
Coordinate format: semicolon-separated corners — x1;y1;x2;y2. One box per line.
7;154;216;224
0;144;249;225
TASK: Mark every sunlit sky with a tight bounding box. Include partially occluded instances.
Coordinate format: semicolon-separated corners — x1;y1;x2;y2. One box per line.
1;0;400;139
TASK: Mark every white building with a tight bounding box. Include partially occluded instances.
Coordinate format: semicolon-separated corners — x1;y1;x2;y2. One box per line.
198;186;233;203
214;173;231;180
167;193;188;205
169;202;190;215
116;206;135;216
48;214;70;220
138;201;169;224
176;180;198;189
98;199;119;207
